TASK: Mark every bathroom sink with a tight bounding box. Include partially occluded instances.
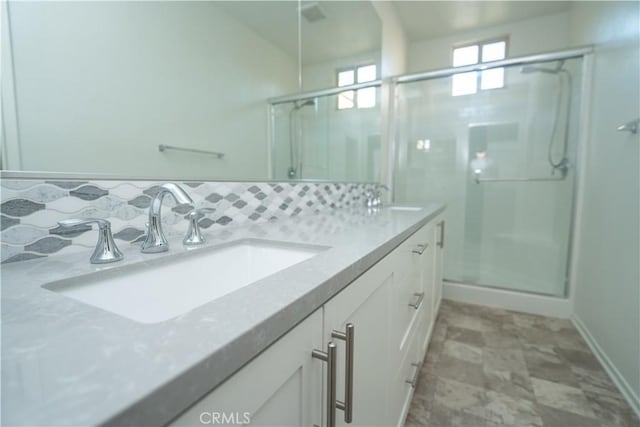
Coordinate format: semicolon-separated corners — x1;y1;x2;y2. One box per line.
388;206;422;212
43;239;327;324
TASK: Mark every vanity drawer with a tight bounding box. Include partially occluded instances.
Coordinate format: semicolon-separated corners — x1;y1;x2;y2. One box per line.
389;314;424;427
390;223;434;354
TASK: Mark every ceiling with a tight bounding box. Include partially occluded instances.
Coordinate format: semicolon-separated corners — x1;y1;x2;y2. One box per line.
215;1;381;65
215;1;573;65
393;1;573;42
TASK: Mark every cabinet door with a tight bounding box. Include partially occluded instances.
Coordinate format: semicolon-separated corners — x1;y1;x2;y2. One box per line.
323;255;393;426
169;310;323;427
433;217;445;317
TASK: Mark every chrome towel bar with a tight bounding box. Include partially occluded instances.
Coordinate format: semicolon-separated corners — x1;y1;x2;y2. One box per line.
158;144;224;159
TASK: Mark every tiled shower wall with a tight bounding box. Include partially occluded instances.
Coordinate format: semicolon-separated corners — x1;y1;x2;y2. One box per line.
0;179;379;264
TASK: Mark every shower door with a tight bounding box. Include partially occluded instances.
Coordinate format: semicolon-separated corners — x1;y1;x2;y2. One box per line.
394;57;583;297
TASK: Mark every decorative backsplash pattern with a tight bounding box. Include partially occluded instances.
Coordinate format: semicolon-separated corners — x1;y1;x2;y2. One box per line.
1;179;378;264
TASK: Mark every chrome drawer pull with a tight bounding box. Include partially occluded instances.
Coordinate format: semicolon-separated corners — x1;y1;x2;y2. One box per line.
331;323;354;423
405;362;421;388
408;292;425;310
312;342;337;427
412;243;428;255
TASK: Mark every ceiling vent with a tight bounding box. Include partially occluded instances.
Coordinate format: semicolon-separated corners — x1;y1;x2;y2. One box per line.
300;2;326;23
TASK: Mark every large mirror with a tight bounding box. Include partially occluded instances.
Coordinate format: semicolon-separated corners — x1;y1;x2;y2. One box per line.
271;1;382;181
0;1;381;182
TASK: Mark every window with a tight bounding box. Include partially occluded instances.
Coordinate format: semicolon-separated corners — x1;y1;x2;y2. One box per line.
452;39;507;96
337;64;377;109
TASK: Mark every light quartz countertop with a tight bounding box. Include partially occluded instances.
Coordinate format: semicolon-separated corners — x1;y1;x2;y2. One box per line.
2;203;445;427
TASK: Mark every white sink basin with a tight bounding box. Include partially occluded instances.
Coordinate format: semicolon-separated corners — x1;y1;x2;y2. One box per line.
43;239;328;324
388;206;422;212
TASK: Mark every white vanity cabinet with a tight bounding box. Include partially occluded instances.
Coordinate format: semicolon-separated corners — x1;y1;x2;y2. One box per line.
168;214;444;427
169;310;324;427
322;247;394;426
387;222;436;427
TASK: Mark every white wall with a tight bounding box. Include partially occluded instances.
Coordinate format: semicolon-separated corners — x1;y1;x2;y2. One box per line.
5;1;297;179
372;2;407;78
372;1;408;190
408;11;571;72
569;0;640;410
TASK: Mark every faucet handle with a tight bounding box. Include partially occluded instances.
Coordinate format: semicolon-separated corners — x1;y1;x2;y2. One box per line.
58;218;124;264
183;208;215;246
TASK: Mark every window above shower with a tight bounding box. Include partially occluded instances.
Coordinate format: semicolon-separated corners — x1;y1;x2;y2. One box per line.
451;38;508;96
337;64;378;110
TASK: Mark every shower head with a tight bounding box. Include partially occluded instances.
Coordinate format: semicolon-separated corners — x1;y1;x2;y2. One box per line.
521;66;554;74
300;2;326;23
521;60;566;75
292;99;316;111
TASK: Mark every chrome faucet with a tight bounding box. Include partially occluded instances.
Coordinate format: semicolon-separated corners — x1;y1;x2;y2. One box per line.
141;183;194;253
365;185;391;209
58;218;124;264
378;184;391;206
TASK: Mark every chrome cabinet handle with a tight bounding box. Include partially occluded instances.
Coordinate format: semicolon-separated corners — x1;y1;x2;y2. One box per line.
313;342;337;427
412;243;428;255
438;220;445;249
331;323;354;423
58;218;123;264
405;362;421;388
408;292;425;310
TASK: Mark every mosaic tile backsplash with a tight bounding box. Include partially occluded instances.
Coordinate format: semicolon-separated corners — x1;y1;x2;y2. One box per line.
0;179;379;264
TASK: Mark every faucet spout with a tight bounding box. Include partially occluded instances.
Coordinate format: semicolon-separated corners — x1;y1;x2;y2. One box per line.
141;183;193;253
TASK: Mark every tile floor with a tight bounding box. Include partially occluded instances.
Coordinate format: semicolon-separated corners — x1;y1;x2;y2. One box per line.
406;300;639;427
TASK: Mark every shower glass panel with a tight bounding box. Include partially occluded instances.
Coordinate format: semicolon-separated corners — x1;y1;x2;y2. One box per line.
270;88;381;182
394;58;582;297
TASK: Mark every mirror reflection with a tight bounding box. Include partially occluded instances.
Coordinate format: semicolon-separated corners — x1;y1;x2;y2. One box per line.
1;1;381;182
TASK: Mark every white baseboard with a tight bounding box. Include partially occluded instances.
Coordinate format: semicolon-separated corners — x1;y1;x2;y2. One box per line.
572;314;640;418
443;281;573;318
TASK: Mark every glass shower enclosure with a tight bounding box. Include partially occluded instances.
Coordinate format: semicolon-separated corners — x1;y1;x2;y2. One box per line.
394;56;584;297
269;86;382;183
